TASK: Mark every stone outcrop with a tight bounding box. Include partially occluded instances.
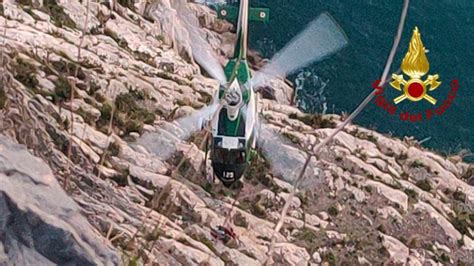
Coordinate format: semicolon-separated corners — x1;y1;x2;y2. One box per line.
0;135;119;265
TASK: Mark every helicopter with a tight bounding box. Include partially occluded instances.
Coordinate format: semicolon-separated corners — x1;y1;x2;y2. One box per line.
146;0;348;188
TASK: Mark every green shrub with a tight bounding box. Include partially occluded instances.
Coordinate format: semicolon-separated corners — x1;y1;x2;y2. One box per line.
295;228;317;243
410;160;425;168
54;76;73;102
108;141;121;157
328;206;339;217
461;166;473;182
97;91;156;135
125;120;143;134
451;216;470;236
233;212;249;228
76;107;96;125
12;58;38;89
290;113;336;128
322;251;337;266
42;0;77;28
415;179;432;192
0;88;7;109
18;0;33;5
367;134;378;143
117;0;135;10
404;188;418;202
52;60;86;80
453;189;466;202
23;7;42;20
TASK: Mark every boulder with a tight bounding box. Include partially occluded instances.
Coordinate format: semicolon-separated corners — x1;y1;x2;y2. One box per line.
0;135;119;265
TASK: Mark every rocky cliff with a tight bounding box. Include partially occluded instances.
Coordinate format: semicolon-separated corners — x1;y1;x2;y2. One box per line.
0;1;473;265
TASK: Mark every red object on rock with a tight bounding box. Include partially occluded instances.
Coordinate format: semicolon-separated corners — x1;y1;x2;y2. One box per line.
211;225;236;243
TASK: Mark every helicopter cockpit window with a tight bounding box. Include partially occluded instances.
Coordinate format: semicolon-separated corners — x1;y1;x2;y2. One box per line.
213;148;246;164
217;108;246;137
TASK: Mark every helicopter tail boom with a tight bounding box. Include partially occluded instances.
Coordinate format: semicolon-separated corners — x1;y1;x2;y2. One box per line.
216;5;270;23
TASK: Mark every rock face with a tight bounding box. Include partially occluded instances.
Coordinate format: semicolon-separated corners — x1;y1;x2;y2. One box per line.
0;135;119;265
0;1;473;265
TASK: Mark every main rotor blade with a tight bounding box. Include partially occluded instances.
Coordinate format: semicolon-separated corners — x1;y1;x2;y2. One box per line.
252;12;348;88
136;103;220;160
171;1;227;83
258;122;323;187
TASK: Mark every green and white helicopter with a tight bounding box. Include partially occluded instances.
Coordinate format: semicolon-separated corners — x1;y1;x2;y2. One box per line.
146;0;348;188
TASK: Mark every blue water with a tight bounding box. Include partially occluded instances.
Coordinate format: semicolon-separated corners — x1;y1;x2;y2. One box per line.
249;0;474;160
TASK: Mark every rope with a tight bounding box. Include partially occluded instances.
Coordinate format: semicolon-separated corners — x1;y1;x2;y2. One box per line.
264;0;411;263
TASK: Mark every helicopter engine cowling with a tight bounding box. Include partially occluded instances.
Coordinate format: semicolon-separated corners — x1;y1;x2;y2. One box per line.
223;80;244;121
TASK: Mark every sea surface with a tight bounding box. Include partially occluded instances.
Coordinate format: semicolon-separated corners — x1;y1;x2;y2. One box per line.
248;0;474;161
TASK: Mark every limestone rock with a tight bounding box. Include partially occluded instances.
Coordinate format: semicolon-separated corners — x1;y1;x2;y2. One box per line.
1;1;473;265
0;135;119;265
380;233;409;264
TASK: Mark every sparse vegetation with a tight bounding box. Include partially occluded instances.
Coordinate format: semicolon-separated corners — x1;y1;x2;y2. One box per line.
239;199;266;219
17;0;32;5
54;76;74;102
367;134;378;143
105;28;129;49
176;97;204;109
118;0;136;10
400;171;410;179
177;237;190;246
244;151;280;191
407;236;421;248
200;181;214;196
252;202;266;218
321;251;337;266
296;192;308;206
349;129;378;143
440;253;450;263
87;81;102;96
97;91;156;135
396;152;408;161
289;112;336;128
76;107;96;125
12;58;39;89
0;88;7;109
23;7;42;21
410;160;425;168
108;141;121;157
111;168;129;186
453;189;466;202
282;131;300;144
42;0;77;29
197;91;213;105
364;186;373;193
328;205;339;217
198;236;217;253
51;60;86;81
404;188;418;203
450;212;472;237
461;166;473;182
295;228;317;242
376;224;386;234
415;179;432;192
233;212;249;228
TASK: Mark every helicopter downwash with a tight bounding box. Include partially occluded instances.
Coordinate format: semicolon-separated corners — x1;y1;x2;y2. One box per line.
146;0;348;188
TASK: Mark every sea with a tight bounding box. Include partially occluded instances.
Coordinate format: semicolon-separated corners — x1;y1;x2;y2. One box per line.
248;0;474;161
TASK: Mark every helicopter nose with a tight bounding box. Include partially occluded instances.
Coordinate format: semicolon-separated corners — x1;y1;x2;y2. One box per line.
212;163;246;186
